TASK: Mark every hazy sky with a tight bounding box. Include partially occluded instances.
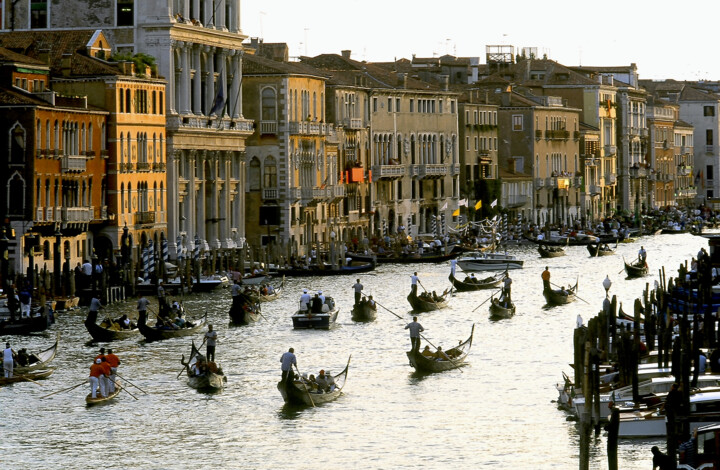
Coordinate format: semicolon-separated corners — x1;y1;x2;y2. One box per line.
241;0;718;82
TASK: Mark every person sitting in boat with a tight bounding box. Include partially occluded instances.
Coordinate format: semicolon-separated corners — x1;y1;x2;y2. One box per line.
367;295;376;309
174;312;186;328
433;346;451;361
15;348;30;367
116;314;133;330
558;286;568;296
266;284;275;295
432;291;441;302
421;345;434;358
325;371;336;391
192;356;207;376
311;294;323;313
315;370;330;392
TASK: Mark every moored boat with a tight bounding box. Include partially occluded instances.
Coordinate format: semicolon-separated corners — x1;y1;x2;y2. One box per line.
277;356;351;406
406;325;474;372
137;310;207;341
624;256;649;278
0;368;54;386
489;297;515;319
12;335;60;375
406;290;449;312
180;341;226;392
456;251;523;272
544;280;578;306
448;273;502;291
0;303;52;335
53;296;79;311
276;260;375;277
84;309;140;342
538;244;566;258
351;300;377;322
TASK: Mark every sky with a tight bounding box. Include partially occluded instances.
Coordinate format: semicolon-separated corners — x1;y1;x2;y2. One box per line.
241;0;719;82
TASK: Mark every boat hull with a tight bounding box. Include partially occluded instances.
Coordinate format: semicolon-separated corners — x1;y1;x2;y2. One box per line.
13;336;59;374
0;313;51;335
86;385;122;406
624;259;649;278
351;303;377;322
137;311;207;341
188;373;226;391
291;309;339;329
538;246;566;258
489;299;515;319
587;244;615;257
276;262;375;277
448;274;501;291
84;310;140;342
407;292;449;312
0;368;54;385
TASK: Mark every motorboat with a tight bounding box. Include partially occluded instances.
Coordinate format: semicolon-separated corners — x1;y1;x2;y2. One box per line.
456;251;523;272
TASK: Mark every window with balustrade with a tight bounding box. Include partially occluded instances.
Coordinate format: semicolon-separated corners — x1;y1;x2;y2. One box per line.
261;88;277;121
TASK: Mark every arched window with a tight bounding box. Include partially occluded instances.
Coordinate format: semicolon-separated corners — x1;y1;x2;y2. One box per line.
119;88;124;113
53;120;59;150
248;157;261;191
152;90;157;114
36;120;41;151
7;172;25;215
125;89;131;113
261;88;277;121
119;133;125;164
43;241;51;260
45;120;50;150
120;183;125;213
127;183;132;213
9;122;26;163
87;123;93;152
263;156;277;188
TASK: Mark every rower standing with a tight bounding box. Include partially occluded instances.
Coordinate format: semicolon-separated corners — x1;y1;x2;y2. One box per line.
299;288;311;311
410;272;419;296
502;273;512;305
89;358;105;399
205;325;218;362
405;316;424;353
280;348;297;383
638;246;647;264
3;342;15;378
105;349;120;393
352;279;363;306
542;266;551;292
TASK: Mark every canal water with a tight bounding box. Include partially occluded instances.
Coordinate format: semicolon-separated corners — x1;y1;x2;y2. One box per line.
0;233;708;469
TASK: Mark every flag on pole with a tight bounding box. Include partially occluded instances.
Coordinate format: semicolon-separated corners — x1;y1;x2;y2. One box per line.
474;200;482;210
458;199;468;207
441;201;448;211
210;76;225;116
490;199;498;208
452;208;460;217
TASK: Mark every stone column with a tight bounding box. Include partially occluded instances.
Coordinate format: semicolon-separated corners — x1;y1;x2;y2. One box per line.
218;152;229;247
180;43;192;114
192;44;202;115
217;0;226;30
204;0;214;28
219;48;228;116
167;149;181;257
230;50;242;118
192;0;200;21
196;151;206;241
204;46;215;115
182;0;190;18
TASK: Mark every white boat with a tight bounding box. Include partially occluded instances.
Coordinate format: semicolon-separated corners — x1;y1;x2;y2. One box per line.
618;389;720;438
456;251;524;272
291;297;339;329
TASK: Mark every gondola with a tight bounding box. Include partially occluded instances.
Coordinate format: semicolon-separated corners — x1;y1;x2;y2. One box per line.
587;243;616;257
624;256;649;278
406;325;474;372
12;335;60;375
0;310;52;335
0;368;54;386
448;273;502;291
53;296;79;312
86;383;122;406
372;251;460;264
277;356;351;406
661;228;689;235
276;260;375;277
489;297;515;319
180;340;226;392
137;310;207;342
406;290;449;312
538;244;566;258
228;294;261;325
291;297;340;329
544;280;578;306
245;277;284;303
351;300;377;322
84;309;140;342
524;234;598;246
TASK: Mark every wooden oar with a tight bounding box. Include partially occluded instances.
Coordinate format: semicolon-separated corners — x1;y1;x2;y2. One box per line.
40;380;87;399
106;376;138;400
374;299;463;372
114;372;147;394
472;288;502;312
12;372;45;387
293;364;315;407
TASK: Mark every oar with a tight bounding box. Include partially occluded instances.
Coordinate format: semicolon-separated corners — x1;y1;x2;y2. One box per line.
40;380;87;399
472;288;502;312
11;372;45;387
293;364;315;407
550;281;589;305
374;299;463;372
106;376;138;400
114;372;147;394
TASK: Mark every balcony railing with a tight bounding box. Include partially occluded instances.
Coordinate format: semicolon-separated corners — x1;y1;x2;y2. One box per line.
36;207;44;221
330;185;346;199
62;207;91;223
604;145;617;155
418;164;447;178
153;162;166;172
260;120;278;134
605;173;617;185
136;162;151;171
135;211;155;225
450;163;460;175
544;177;557;188
262;188;279;199
342;118;364;129
589;185;601;195
46;207;57;221
535;178;545;188
372;165;405;179
61;155;87;173
679;146;692;155
545;129;570;140
289;121;324;135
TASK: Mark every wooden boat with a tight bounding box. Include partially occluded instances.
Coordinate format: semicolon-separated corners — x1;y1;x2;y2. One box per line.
0;310;52;335
587;243;616;257
351;300;377;322
489;297;515;319
448;273;502;291
137;310;207;341
135;275;227;295
544;280;578;306
277;356;351;406
291;297;340;329
456;251;523;271
624;256;649;278
373;250;460;264
180;341;226;392
276;260;375;277
538;244;566;258
13;335;59;375
86;383;122;406
661;227;689;235
228;294;261;325
0;368;54;386
525;233;598;246
84;309;140;342
406;290;449;312
54;296;79;311
244;277;284;303
406;325;474;372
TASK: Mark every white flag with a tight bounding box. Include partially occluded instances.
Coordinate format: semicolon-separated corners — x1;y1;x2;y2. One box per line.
459;199;468;207
490;199;497;208
440;201;448;211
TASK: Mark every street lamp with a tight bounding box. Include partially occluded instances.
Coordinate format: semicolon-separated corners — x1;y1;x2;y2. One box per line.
603;275;612;297
0;227;9;293
54;228;62;297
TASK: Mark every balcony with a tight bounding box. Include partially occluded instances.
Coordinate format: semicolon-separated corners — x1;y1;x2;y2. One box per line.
372;165;405;179
679;146;692;155
604;145;617;156
328;185;346;201
46;207;57;221
135;211;155;225
289;121;323;135
678;188;697;198
584;157;598;167
589;185;601;195
262;188;279;199
507;195;528;208
153;162;166;172
100;206;108;220
535;178;545;188
61;155;87;173
417;164;447;178
678;165;692;176
122;163;134;172
62;207;91;223
450;163;460;176
545;129;570;140
706;145;714;154
544;177;557;188
342;118;364;129
260;120;278;134
288;187;301;201
605;173;617;185
36;207;44;221
136;162;151;172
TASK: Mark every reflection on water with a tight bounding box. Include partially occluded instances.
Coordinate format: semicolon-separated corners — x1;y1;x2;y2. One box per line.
0;233;709;469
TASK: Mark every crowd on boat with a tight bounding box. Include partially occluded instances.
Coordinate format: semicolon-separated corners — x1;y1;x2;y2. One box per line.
88;348;120;399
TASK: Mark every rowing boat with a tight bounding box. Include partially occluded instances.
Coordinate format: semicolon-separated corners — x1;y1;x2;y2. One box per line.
228;294;261;325
84;309;140;342
489;298;515;319
544;280;578;306
406;325;474;372
351;301;377;322
587;243;616;257
137;310;207;341
13;335;60;374
0;368;54;386
86;383;122;406
180;341;226;392
406;290;449;312
245;277;284;303
448;273;502;291
277;356;351;406
538;244;566;258
624;256;649;278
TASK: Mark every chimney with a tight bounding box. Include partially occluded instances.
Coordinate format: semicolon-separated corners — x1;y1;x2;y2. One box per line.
38;49;50;65
341;50;351;59
397;72;408;89
439;75;449;91
60;53;72;77
501;86;512;106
